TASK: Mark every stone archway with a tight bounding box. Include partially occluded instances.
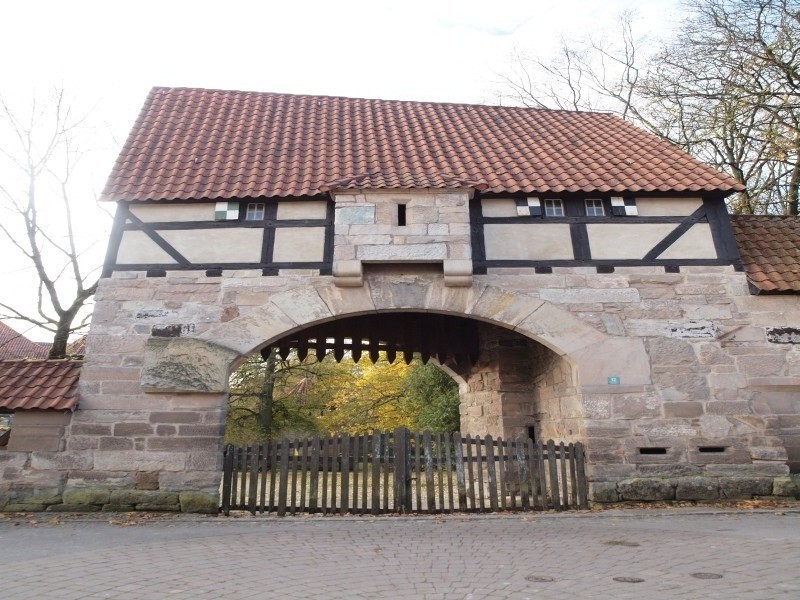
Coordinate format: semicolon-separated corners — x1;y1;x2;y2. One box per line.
141;277;652;400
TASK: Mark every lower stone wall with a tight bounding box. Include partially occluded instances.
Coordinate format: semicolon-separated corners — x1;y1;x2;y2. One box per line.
590;474;800;503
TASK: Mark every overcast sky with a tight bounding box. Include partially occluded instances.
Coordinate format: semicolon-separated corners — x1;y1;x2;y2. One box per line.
0;0;685;340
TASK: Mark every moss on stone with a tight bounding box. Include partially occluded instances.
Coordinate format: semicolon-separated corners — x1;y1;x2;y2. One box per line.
179;491;219;514
46;503;102;512
3;503;47;512
62;488;111;506
136;503;181;512
101;504;136;512
109;490;179;506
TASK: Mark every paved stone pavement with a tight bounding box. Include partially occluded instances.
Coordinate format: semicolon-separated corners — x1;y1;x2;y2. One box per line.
2;509;799;599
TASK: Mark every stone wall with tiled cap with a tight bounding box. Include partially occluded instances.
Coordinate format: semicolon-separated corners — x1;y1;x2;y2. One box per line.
3;264;800;511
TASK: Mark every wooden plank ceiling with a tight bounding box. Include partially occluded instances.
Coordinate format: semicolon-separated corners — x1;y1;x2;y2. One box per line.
261;314;480;366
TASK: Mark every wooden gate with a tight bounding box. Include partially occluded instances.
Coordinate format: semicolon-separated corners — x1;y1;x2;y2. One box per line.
220;429;588;515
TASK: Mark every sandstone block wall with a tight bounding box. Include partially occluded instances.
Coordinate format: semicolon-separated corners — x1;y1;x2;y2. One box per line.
2;264;799;511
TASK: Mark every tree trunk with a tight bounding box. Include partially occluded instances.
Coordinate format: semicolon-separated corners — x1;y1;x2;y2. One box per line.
47;315;74;359
258;349;278;438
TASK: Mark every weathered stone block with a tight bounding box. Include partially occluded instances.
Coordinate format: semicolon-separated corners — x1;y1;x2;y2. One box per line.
539;288;640;304
588;481;619;503
4;503;47;512
357;243;447;261
62;488;111;505
101;504;136;512
718;477;773;499
147;437;218;452
137;503;181;512
749;447;788;461
638;464;703;477
618;478;676;501
663;402;704;418
69;423;113;436
135;471;160;490
141;337;239;393
270;287;334;326
772;476;800;498
99;437;134;451
179;491;219;514
612;393;662;419
108;490;179;506
149;412;203;424
706;463;789;477
738;354;787;377
30;451;93;471
114;423;155;436
94;451;186;472
46;503;102;512
335;205;375;225
177;424;226;437
675;477;719;500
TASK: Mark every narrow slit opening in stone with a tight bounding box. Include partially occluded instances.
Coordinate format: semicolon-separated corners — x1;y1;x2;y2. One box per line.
638;447;667;455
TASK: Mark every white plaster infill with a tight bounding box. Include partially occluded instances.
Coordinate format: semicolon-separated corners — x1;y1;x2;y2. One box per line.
139;277;653;394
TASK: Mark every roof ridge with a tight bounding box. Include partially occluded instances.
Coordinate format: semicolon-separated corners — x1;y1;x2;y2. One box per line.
148;86;619;117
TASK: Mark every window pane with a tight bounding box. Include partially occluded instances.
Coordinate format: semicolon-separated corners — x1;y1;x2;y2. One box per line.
245;203;265;220
585;199;604;216
544;199;564;217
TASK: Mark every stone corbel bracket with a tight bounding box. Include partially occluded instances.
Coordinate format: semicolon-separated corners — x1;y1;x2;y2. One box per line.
332;260;364;287
443;259;473;287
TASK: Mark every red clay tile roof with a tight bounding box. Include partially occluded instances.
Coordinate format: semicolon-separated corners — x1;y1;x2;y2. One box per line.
0;322;50;360
101;87;745;202
0;360;81;411
731;215;800;293
67;335;86;357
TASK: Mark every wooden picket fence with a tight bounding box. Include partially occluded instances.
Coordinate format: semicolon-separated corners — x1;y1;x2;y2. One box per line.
220;428;587;516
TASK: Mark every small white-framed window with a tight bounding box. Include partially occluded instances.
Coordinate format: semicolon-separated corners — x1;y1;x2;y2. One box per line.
245;202;266;221
544;199;564;217
585;199;605;217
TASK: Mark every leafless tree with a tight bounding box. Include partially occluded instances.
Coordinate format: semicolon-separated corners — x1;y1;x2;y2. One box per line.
645;0;799;214
497;1;800;214
499;11;655;125
0;89;105;358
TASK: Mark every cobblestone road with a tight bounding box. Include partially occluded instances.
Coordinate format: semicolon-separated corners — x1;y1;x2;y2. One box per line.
2;509;799;599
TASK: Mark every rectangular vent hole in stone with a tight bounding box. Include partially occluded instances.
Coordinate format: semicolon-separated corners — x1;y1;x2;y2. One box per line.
397;203;407;226
698;446;726;453
639;447;668;455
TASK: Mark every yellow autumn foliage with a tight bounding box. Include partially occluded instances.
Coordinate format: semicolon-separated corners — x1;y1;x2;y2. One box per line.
316;358;414;434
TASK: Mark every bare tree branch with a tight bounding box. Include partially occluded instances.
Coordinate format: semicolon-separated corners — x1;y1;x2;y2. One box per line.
0;88;105;358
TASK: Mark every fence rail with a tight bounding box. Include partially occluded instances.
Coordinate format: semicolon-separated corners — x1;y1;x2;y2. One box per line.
220;428;587;515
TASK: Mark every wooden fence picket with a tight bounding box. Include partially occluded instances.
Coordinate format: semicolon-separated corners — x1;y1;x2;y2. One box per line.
219;429;588;516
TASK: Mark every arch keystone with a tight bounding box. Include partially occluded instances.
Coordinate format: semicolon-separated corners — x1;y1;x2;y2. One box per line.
367;275;430;311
